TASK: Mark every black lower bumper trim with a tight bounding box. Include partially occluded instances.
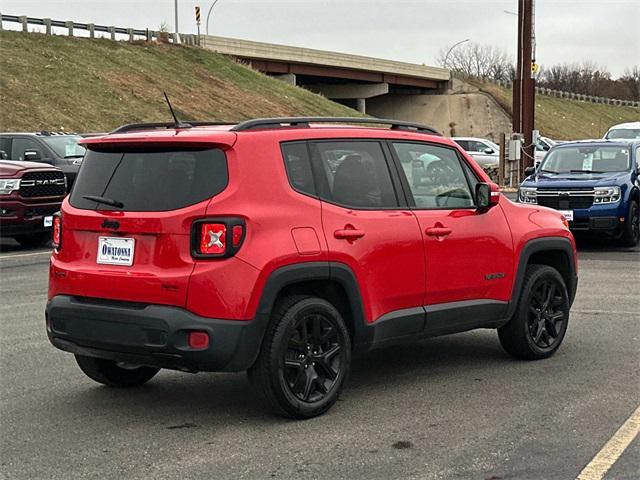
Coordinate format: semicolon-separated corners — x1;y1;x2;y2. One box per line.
46;295;268;372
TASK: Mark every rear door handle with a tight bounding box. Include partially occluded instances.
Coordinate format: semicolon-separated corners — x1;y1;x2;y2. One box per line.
425;226;452;237
334;229;365;240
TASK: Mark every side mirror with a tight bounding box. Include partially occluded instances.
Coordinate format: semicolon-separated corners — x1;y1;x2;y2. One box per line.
0;150;7;160
476;183;491;209
23;150;41;161
476;182;500;210
524;166;536;176
483;148;495;155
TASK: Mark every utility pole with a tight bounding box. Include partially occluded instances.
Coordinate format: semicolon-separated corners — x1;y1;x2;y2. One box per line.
174;0;180;43
513;0;536;180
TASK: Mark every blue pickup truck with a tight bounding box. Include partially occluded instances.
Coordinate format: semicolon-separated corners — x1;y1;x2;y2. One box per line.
518;140;640;246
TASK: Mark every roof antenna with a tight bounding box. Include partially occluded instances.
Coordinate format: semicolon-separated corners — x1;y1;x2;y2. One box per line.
163;91;192;129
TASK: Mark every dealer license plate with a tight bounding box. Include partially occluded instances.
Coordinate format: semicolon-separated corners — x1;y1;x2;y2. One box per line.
97;237;135;266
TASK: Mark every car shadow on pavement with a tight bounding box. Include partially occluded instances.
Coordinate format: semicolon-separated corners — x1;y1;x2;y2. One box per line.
574;234;639;253
0;238;52;253
49;331;512;425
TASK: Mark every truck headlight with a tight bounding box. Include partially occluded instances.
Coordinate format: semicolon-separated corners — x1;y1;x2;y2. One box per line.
0;179;20;195
593;186;621;204
518;187;537;204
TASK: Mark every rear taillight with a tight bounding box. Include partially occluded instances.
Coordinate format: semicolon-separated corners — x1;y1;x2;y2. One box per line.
191;218;245;258
52;213;62;249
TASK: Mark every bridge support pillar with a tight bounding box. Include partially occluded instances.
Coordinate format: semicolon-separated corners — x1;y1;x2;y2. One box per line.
356;99;366;114
273;73;297;86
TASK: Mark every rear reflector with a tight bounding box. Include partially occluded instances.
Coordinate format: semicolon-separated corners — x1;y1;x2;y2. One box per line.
187;331;209;349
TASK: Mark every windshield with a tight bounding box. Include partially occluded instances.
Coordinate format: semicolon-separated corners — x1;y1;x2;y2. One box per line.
41;135;86;158
605;128;640;140
540;146;630;174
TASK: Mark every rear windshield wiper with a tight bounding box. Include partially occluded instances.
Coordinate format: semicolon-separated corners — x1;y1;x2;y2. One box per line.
570;169;604;174
82;195;124;209
65;154;84;159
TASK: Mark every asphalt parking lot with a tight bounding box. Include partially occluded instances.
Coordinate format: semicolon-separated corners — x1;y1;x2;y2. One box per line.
0;236;638;480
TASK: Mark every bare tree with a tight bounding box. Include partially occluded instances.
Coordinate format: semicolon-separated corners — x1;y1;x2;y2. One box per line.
619;66;640;101
438;43;513;82
538;62;639;100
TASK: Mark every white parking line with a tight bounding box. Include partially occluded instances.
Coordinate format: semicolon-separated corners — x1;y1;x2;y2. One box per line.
576;404;640;480
0;251;51;260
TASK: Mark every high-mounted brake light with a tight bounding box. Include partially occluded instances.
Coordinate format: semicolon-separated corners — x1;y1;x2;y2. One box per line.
52;213;62;249
191;218;245;258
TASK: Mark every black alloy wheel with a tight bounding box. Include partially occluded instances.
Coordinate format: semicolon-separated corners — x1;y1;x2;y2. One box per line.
527;279;567;349
248;296;351;419
282;313;343;403
499;264;570;360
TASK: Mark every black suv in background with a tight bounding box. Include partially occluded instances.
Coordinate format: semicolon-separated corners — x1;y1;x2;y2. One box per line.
0;132;86;191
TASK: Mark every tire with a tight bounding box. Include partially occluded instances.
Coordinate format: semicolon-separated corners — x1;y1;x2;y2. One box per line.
498;264;570;360
621;200;640;247
14;232;51;248
75;355;159;387
248;295;351;419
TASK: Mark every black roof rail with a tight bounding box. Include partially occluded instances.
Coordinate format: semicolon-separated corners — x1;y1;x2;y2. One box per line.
230;117;442;136
109;121;235;135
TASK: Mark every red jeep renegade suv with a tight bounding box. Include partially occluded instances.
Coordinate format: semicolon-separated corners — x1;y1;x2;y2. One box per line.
46;117;578;419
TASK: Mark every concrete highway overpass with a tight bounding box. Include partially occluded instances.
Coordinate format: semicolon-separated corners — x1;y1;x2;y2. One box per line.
201;35;450;114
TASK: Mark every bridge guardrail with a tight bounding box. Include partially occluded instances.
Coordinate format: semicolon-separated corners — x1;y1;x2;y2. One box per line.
0;13;200;46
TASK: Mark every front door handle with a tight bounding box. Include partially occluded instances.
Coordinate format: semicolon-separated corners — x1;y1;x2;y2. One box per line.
425;226;452;237
334;229;365;240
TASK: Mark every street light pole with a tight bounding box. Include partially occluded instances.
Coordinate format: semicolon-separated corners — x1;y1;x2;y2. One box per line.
206;0;222;36
174;0;180;43
443;38;470;69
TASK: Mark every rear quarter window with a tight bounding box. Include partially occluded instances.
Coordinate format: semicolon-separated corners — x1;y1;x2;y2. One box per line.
70;147;228;211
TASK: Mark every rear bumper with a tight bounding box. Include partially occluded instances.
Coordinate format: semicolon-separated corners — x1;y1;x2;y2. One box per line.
46;295;268;372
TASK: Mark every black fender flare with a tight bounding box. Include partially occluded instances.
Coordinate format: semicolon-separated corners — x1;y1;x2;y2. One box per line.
504;236;578;323
254;261;369;349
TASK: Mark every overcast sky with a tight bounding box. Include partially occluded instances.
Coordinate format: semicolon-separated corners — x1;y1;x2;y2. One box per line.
2;0;638;77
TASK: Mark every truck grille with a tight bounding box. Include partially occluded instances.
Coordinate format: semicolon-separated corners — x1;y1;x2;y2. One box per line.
536;188;594;210
20;171;66;198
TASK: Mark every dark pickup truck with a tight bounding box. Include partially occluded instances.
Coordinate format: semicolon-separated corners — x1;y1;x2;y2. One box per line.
0;161;66;247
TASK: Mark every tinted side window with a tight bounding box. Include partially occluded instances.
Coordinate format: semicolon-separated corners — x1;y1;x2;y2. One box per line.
309;141;398;208
455;140;469;150
471;141;488;152
282;142;316;196
11;138;47;161
392;142;474;209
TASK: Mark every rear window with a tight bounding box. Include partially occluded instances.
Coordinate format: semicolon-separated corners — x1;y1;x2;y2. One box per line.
70;147;228;211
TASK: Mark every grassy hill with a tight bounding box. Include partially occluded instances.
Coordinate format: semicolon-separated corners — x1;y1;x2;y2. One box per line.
470;80;639;140
0;30;359;132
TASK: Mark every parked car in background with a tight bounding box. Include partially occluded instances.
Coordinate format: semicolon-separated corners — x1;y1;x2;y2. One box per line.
0;160;66;247
603;121;640;140
519;139;640;246
452;137;500;166
0;132;86;191
454;136;555;167
47;117;577;419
